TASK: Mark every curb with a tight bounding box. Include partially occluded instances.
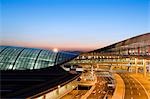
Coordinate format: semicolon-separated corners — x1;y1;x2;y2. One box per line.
112;74;125;99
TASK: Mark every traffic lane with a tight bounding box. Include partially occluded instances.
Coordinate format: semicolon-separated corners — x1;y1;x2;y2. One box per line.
126;74;148;99
87;77;107;99
128;75;148;99
120;74;131;99
119;73;148;99
120;74;146;99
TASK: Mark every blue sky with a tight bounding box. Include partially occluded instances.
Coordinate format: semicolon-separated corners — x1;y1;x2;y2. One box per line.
1;0;149;51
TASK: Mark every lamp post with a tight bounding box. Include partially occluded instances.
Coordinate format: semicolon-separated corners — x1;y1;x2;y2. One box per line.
57;85;60;94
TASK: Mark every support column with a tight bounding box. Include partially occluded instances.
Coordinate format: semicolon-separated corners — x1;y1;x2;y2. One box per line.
143;59;147;77
110;64;113;72
127;62;131;72
135;58;138;74
96;64;99;70
91;65;94;80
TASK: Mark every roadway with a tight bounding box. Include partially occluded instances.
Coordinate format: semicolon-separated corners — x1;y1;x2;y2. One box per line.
61;90;87;99
119;73;148;99
87;76;107;99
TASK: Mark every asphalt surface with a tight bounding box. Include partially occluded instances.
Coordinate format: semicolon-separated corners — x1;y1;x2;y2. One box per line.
61;90;87;99
87;76;107;99
119;73;148;99
87;71;115;99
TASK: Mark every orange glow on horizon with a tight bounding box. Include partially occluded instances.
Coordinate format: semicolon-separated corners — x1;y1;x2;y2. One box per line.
53;48;58;52
0;40;107;52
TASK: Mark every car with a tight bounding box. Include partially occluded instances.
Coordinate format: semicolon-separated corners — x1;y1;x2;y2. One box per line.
92;90;96;94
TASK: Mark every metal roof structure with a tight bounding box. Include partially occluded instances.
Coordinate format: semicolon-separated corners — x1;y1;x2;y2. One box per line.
90;33;150;56
0;46;78;70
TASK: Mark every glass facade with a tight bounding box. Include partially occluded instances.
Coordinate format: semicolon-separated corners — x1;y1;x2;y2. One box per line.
0;46;78;70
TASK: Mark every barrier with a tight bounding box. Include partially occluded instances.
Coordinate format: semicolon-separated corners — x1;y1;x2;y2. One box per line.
112;74;125;99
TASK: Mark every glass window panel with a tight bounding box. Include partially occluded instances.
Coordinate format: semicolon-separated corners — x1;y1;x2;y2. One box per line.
35;50;57;69
0;46;7;52
13;48;41;70
0;47;24;70
0;46;77;70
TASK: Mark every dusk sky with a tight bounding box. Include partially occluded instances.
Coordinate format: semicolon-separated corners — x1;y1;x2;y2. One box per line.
1;0;149;51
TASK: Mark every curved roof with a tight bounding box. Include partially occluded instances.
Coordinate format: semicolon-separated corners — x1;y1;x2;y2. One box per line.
0;46;78;70
90;32;150;53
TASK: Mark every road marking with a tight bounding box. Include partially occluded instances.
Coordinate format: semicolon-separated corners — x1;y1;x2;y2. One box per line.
139;93;141;96
131;96;133;99
131;91;133;95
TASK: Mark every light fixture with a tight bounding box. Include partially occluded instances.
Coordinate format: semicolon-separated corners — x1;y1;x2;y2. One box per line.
53;48;58;53
58;85;60;88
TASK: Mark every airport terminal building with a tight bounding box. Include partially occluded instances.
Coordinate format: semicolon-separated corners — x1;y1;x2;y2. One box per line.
0;33;150;98
91;33;150;56
0;46;81;98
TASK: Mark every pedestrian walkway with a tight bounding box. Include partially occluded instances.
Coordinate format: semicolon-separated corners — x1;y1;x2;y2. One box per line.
112;74;125;99
130;73;150;98
61;90;87;99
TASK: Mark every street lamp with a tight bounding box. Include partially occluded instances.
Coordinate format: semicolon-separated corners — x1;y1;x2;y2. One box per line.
58;85;60;88
57;85;60;94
